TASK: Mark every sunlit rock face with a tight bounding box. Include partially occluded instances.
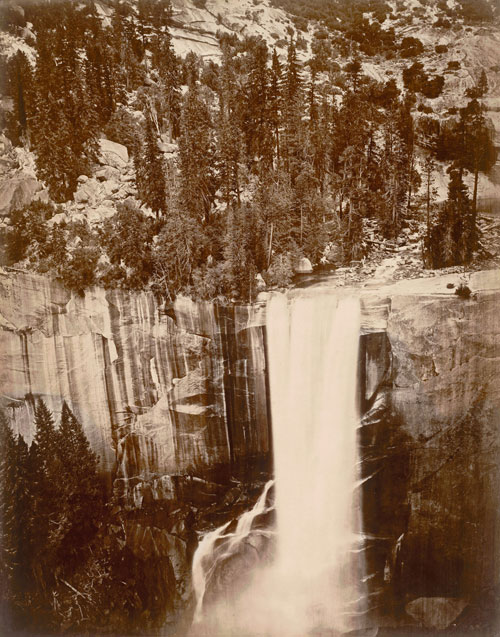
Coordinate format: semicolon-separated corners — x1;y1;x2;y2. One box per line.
0;270;271;497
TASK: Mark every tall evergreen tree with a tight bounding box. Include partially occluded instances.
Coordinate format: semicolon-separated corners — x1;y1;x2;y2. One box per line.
57;402;101;563
153;30;181;140
269;49;283;168
0;415;33;609
461;98;497;246
29;399;69;587
139;115;168;218
7;51;33;145
31;13;99;202
217;49;242;208
426;169;474;268
282;39;304;183
178;84;217;222
243;39;273;172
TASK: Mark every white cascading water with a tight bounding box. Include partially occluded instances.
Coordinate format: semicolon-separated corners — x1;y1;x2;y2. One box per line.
266;291;364;634
190;291;364;636
191;480;275;625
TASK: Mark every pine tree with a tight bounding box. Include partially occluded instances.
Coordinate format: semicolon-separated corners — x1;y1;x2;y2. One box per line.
151;26;181;140
426;169;474;268
461;98;497;247
30;16;99;202
178;84;217;222
7;51;33;145
0;412;19;585
217;50;242;208
243;39;273;172
139;115;168;217
0;414;34;606
57;403;101;563
84;15;117;127
422;155;437;247
282;39;304;183
269;49;283;167
111;1;145;93
30;400;67;586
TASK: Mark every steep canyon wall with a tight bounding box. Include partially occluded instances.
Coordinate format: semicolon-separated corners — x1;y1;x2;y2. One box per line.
0;270;270;497
1;268;500;628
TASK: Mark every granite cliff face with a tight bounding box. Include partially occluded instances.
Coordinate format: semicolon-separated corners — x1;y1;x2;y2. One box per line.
1;269;499;631
360;277;500;630
0;269;270;499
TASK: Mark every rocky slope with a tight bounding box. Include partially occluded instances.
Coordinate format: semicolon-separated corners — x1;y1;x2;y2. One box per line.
1;0;500;229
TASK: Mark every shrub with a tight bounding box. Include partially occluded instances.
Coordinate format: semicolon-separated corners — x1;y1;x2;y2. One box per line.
417;103;434;114
296;35;308;51
435;44;449;53
447;60;461;70
101;201;155;289
402;61;425;91
265;254;294;288
459;0;493;23
60;246;100;294
292;16;308;32
420;74;445;98
190;262;232;300
102;107;142;152
433;17;452;28
6;201;57;264
400;36;424;58
455;283;472;299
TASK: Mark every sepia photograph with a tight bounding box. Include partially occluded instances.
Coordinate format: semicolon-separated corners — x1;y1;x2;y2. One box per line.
0;0;499;635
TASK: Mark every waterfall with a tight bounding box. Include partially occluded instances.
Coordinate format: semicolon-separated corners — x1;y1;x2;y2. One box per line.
266;291;364;634
191;480;275;626
190;291;364;635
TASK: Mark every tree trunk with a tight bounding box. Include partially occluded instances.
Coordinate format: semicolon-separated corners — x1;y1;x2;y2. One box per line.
267;222;274;268
472;167;479;249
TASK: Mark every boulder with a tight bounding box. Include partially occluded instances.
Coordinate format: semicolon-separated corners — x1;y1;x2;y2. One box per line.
93;206;116;221
158;141;177;154
102;179;120;198
95;166;120;182
255;273;266;291
98;139;129;169
33;189;50;205
0;134;12;155
74;189;89;204
406;597;468;630
0;174;43;217
295;257;313;274
47;212;69;226
86;209;104;224
74;179;101;205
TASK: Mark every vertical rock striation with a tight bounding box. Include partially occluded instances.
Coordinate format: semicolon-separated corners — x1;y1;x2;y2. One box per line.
0;270;270;499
